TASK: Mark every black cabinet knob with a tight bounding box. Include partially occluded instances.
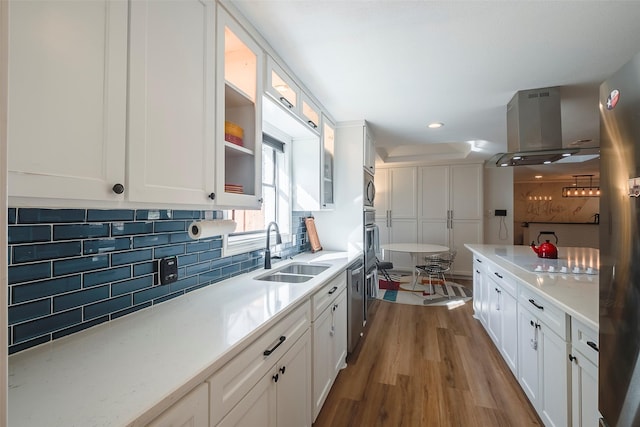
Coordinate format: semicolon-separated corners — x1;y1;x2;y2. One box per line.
272;373;279;383
112;183;125;194
208;193;215;200
279;366;286;375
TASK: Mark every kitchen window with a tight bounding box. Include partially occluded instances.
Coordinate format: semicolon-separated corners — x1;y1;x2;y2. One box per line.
222;133;291;257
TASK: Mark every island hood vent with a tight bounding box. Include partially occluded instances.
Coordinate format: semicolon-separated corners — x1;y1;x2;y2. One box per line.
488;87;597;167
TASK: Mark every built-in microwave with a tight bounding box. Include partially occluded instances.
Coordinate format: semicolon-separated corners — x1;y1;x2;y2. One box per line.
363;171;375;207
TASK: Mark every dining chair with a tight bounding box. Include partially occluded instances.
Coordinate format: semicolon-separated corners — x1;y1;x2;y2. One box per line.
376;257;394;282
414;249;457;297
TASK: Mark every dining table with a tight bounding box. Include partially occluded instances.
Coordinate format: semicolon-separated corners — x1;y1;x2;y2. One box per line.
380;243;450;286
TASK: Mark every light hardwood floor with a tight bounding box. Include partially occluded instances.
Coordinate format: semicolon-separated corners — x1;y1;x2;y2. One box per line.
313;283;543;427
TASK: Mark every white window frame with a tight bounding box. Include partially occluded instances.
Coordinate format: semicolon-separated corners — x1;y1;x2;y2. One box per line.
222;125;292;257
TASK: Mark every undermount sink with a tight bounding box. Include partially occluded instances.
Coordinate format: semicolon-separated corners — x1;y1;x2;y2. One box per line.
255;262;330;283
277;263;330;275
256;273;314;283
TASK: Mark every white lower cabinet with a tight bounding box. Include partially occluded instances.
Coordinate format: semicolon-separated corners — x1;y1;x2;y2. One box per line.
217;331;311;427
312;288;347;420
208;302;311;427
148;382;209;427
518;297;569;427
570;318;599;427
486;273;518;375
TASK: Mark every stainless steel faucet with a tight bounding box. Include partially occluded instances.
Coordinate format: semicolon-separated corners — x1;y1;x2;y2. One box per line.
264;221;282;269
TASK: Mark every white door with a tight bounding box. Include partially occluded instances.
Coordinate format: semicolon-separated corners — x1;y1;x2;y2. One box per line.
389;167;417;219
277;332;312;427
217;370;277;427
500;291;518;376
540;325;569;427
332;289;348;377
374;168;389;219
450;220;483;276
518;309;540;407
486;281;502;346
571;352;599;427
8;0;128;203
148;383;208;427
419;219;449;248
312;306;333;420
388;219;418;270
419;165;449;220
128;0;215;206
472;261;483;319
450;164;483;220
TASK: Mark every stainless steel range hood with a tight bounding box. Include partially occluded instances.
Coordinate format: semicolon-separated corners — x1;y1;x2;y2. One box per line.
488;86;599;167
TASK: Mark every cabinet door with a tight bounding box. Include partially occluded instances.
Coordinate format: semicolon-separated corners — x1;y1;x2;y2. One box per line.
450;220;483;276
217;370;277;427
277;332;312;427
216;6;263;208
374;169;389;218
8;0;127;203
148;383;208;427
571;351;599;427
487;281;502;346
389;167;417;219
450;164;483;220
479;267;490;327
312;305;333;420
388;219;418;270
265;56;299;114
539;324;569;427
472;260;483;319
518;308;540;407
321;118;335;209
419;166;449;220
419;219;449;248
500;290;518;376
332;289;348;378
128;0;215;205
363;126;375;175
301;93;321;133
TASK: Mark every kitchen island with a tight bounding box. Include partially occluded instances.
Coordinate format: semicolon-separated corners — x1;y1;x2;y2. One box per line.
465;244;599;427
8;250;359;426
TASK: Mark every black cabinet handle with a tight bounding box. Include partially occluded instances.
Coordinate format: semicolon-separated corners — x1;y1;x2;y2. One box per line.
569;354;577;363
279;96;293;109
307;120;318;129
475;258;482;263
587;341;599;352
279;366;286;375
529;299;544;310
530;320;534;327
112;183;125;194
208;192;215;200
476;270;480;274
495;287;501;293
328;286;338;295
263;336;286;356
272;373;279;383
494;272;503;279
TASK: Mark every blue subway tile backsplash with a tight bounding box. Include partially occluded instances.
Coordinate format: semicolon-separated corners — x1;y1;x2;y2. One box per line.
7;208;312;354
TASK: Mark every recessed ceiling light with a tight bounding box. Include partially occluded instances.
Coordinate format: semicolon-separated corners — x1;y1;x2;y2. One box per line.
513;156;522;160
535;175;543;179
500;163;508;167
543;161;552;165
562;153;572;157
428;122;444;129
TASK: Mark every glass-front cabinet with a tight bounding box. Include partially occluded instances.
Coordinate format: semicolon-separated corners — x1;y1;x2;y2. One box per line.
321;117;335;209
301;93;321;133
215;5;263;208
266;56;299;115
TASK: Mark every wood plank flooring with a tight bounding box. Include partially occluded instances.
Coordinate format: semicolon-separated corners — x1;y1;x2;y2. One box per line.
313;282;543;427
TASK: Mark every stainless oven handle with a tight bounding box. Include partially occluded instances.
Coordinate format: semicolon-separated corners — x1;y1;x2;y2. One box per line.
366;270;375;280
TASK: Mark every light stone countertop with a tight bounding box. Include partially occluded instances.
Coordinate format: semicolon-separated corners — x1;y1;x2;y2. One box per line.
465;244;598;331
8;250;360;427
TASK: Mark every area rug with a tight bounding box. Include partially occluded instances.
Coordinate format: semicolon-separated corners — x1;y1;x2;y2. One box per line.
377;273;472;307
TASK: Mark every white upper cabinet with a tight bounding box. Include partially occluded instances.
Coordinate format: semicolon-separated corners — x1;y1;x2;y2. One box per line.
321;117;335;209
363;127;376;175
8;0;128;204
301;93;321;132
215;5;263;208
266;56;299;113
127;0;216;205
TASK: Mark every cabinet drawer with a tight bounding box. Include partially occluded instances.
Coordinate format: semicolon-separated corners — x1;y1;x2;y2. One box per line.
208;301;311;426
519;286;568;340
311;272;346;320
571;317;599;366
487;263;517;297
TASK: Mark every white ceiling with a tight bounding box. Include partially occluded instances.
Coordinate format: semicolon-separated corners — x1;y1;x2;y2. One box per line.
229;0;640;180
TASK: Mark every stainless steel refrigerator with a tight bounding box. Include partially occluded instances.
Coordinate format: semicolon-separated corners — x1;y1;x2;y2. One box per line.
599;51;640;427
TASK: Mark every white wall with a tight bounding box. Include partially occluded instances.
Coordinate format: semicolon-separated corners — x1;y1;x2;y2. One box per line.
483;167;514;245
